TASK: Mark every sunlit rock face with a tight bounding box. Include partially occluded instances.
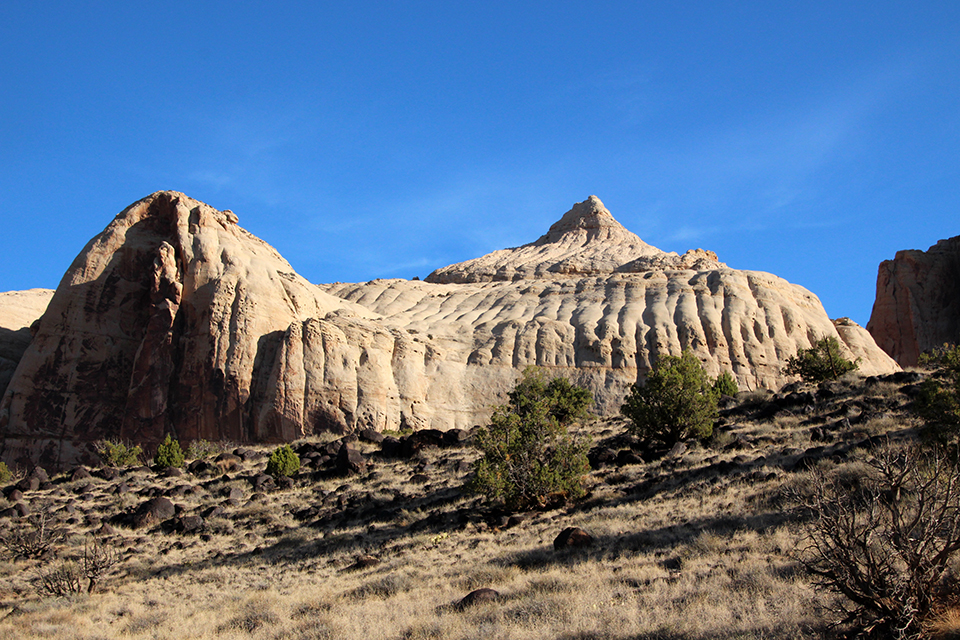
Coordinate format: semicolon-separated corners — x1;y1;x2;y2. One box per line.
0;193;898;469
0;192;423;469
328;196;898;417
867;236;960;367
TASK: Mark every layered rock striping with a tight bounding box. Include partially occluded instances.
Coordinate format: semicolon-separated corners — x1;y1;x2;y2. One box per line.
867;236;960;367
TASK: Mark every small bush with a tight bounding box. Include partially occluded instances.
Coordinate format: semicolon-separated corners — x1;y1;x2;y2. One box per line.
153;434;185;468
0;461;11;484
713;370;739;397
621;350;718;446
265;445;300;478
185;439;220;460
915;343;960;443
469;368;592;511
784;335;859;383
94;439;142;467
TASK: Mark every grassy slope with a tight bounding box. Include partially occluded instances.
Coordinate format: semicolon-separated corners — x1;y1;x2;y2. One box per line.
0;375;937;639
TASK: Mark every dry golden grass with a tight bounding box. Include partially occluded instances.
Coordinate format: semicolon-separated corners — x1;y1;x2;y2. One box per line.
0;374;935;639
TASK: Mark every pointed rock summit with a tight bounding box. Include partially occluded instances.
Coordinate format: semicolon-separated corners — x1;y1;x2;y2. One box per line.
426;196;711;284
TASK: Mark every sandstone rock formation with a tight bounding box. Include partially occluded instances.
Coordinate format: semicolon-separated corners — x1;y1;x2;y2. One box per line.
867;236;960;367
0;289;54;399
1;193;899;469
325;197;899;416
0;192;432;469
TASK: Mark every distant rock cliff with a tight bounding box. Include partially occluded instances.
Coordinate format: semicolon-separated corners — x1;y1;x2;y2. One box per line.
0;289;54;399
867;236;960;367
1;193;899;468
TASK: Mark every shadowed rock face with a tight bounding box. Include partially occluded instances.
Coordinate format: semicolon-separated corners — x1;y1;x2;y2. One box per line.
0;193;900;469
867;236;960;367
0;289;54;400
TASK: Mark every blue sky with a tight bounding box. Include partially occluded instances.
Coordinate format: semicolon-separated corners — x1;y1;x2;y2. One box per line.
1;2;958;326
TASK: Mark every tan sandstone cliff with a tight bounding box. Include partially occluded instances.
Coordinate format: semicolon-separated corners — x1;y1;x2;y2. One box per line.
0;193;437;468
867;236;960;367
324;196;898;416
1;193;899;468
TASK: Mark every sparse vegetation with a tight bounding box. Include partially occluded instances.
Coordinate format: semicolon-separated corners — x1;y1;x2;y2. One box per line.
916;343;960;443
1;370;946;640
1;512;65;560
785;335;859;383
713;370;739;397
265;444;300;478
34;537;117;597
620;350;718;446
793;443;960;638
507;366;593;425
0;461;11;483
94;439;142;467
469;368;591;511
185;439;220;460
152;434;184;468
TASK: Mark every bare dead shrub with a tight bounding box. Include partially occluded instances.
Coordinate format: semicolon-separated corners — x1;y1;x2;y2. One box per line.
0;512;65;560
34;537;118;596
793;444;960;638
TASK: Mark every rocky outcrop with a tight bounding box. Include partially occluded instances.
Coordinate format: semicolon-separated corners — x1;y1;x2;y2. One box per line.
0;192;432;469
0;289;54;399
867;236;960;367
326;197;898;415
1;193;899;469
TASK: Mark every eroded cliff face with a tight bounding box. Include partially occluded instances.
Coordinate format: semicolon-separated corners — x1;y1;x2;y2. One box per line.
0;193;430;468
867;236;960;367
1;193;900;468
326;224;899;416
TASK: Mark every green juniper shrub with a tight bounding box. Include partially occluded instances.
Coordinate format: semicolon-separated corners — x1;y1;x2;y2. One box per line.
94;440;143;468
915;343;960;443
621;350;718;447
469;368;592;511
153;434;185;468
712;370;739;397
265;444;300;479
784;335;859;383
507;366;593;425
0;461;11;484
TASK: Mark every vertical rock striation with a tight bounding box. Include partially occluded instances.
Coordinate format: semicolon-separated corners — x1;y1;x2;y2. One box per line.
867;236;960;367
1;193;900;468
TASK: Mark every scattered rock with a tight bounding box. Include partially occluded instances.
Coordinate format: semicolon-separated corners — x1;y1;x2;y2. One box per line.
133;497;176;529
553;527;594;551
251;474;276;492
456;588;501;610
358;428;384;444
176;515;205;534
346;555;380;571
336;445;367;476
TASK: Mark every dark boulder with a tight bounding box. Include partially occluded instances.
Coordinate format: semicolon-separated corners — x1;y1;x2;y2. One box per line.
358;428;385;444
133;497;176;529
336;445;367;476
553;527;594;551
456;588;501;610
